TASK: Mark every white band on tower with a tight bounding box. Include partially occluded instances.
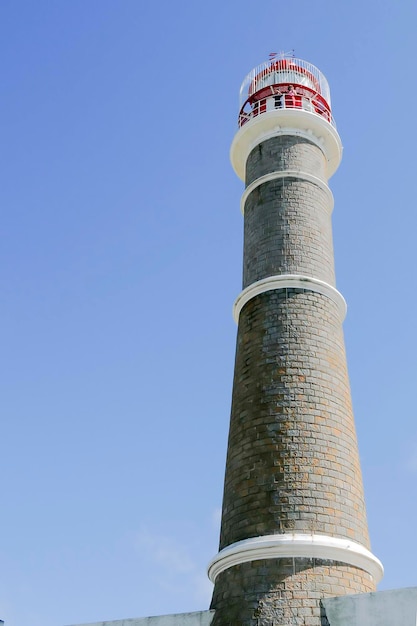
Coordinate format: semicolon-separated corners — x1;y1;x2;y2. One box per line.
233;274;347;323
208;534;384;584
240;170;334;215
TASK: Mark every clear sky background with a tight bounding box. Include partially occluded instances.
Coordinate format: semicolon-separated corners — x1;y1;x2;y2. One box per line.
0;2;416;625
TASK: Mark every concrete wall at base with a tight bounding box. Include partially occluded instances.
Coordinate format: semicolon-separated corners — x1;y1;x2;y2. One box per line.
65;611;215;626
64;589;417;626
322;587;417;625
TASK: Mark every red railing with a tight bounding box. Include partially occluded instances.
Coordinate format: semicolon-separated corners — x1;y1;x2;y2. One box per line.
238;85;335;128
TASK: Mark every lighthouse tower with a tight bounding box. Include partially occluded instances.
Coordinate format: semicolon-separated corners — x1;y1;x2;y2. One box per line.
208;56;383;625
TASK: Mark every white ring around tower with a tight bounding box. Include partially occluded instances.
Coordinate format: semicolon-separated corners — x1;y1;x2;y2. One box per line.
233;274;347;323
240;170;334;215
230;108;343;181
207;534;384;584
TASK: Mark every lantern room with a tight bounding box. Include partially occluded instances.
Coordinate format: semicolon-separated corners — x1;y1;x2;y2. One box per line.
238;56;334;127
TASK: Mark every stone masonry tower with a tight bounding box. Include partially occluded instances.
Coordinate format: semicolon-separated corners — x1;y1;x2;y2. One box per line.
208;56;383;625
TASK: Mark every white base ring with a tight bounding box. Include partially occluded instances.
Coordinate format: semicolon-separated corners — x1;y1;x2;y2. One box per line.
208;533;384;584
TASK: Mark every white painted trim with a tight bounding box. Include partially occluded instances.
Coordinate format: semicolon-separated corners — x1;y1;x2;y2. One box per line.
240;170;334;215
207;533;384;584
233;274;347;323
230;109;343;181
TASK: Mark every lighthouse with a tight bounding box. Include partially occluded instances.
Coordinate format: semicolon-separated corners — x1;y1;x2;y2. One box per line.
208;55;384;625
64;54;417;626
65;54;417;626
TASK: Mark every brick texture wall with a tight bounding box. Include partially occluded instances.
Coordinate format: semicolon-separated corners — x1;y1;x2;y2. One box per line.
218;290;370;550
243;137;335;288
211;558;374;626
210;135;375;625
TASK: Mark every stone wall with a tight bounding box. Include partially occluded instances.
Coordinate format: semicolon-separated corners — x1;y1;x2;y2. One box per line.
210;134;375;625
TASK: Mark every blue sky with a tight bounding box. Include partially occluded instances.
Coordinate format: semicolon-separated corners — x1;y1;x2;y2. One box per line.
0;2;416;625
